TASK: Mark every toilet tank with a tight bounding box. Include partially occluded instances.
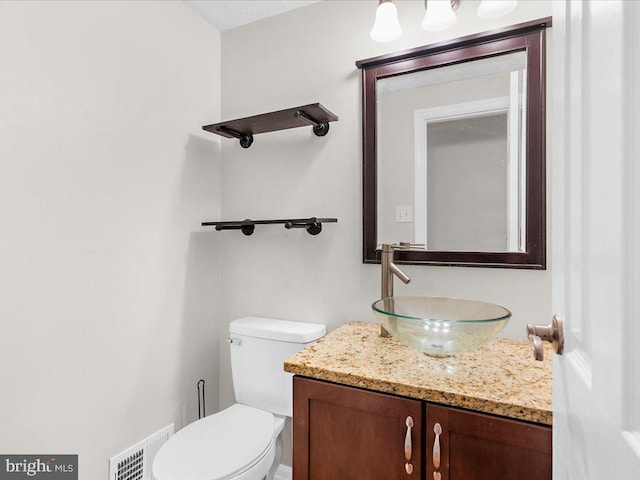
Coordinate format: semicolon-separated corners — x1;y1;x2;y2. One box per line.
229;316;326;418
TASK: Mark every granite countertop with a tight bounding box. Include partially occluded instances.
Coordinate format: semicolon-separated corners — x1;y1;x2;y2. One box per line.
284;321;552;425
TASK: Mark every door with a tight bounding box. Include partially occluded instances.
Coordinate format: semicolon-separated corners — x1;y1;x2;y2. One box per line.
552;1;640;478
292;376;423;480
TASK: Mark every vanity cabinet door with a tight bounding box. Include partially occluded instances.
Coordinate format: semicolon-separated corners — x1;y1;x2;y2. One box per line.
293;376;423;480
426;403;552;480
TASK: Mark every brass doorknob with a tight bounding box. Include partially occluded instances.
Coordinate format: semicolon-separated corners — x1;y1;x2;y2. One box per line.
526;314;565;361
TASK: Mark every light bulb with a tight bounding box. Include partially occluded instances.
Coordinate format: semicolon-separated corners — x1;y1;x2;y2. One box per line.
370;0;402;43
421;0;457;32
477;1;518;19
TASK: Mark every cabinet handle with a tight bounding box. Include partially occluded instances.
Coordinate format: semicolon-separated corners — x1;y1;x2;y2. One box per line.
404;416;414;461
404;416;414;475
433;423;442;470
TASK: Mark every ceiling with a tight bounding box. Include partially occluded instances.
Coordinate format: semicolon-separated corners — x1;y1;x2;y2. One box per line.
184;0;321;32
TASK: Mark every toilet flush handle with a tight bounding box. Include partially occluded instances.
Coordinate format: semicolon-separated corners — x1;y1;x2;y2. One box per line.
226;337;242;346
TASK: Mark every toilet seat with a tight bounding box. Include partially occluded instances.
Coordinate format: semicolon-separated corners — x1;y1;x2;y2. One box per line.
153;404;277;480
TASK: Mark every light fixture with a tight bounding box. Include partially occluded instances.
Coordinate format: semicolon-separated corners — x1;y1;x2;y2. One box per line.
370;0;518;42
421;0;458;32
477;0;518;19
370;0;402;43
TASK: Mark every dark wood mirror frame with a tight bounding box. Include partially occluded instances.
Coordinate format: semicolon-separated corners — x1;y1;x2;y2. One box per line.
357;18;551;269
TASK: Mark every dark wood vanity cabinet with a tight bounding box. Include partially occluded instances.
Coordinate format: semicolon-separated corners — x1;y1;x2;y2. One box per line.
293;376;551;480
426;404;552;480
293;376;423;480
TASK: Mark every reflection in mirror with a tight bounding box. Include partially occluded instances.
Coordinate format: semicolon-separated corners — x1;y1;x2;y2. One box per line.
377;51;527;253
357;19;550;268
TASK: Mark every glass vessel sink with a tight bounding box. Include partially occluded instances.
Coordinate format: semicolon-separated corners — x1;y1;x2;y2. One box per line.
372;296;511;357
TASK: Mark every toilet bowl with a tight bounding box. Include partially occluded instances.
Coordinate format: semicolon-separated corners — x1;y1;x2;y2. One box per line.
152;317;326;480
153;404;286;480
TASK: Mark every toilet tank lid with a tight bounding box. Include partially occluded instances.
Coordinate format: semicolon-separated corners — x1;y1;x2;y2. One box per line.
230;316;326;343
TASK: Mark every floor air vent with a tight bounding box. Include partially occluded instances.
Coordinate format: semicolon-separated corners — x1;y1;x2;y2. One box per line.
109;424;174;480
115;450;143;480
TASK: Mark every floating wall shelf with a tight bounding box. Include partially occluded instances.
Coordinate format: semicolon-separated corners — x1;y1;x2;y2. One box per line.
202;217;337;236
202;103;338;148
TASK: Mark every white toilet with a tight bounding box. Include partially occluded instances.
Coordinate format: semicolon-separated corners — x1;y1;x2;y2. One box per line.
152;316;326;480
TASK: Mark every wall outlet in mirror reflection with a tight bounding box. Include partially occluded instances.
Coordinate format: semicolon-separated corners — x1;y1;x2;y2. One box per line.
395;206;413;223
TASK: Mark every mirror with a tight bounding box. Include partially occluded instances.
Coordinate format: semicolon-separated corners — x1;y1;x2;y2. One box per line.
377;51;527;253
357;19;550;268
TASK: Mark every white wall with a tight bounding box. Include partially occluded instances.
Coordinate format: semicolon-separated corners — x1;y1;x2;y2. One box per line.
218;0;552;415
0;2;221;479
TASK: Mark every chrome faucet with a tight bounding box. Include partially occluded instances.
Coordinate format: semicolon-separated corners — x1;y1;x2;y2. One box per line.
379;243;413;337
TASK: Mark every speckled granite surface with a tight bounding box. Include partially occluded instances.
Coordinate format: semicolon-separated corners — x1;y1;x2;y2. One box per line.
285;322;552;425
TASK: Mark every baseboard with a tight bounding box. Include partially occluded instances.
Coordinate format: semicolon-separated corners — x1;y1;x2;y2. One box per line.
274;464;292;480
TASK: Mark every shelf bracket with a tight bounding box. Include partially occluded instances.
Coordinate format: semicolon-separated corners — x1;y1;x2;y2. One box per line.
285;220;323;235
295;110;330;137
216;126;254;149
214;219;256;236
